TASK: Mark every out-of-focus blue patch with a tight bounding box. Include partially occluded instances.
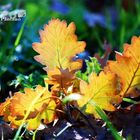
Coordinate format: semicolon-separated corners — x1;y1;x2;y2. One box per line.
15;45;22;53
84;11;115;30
0;3;12;11
76;51;90;60
24;22;41;44
51;0;70;14
108;7;118;30
84;11;106;28
14;17;25;32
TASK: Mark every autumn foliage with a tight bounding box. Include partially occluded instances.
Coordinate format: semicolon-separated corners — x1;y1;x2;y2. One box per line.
0;19;140;130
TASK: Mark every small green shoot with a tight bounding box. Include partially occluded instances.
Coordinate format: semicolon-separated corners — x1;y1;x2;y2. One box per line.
123;98;138;104
76;57;101;82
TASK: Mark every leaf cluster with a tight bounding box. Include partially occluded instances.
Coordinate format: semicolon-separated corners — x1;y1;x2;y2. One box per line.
0;19;140;139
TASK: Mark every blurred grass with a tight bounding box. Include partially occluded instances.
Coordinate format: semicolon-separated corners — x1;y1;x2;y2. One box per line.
92;101;123;140
1;0;140;101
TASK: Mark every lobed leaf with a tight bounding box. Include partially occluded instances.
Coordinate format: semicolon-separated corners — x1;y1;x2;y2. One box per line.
46;68;75;93
77;72;121;118
0;85;57;130
32;19;86;72
105;36;140;97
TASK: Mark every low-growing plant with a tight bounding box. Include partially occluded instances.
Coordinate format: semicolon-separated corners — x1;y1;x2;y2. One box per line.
0;19;140;140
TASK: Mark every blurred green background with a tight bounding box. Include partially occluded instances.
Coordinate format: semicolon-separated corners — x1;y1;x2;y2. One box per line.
1;0;140;99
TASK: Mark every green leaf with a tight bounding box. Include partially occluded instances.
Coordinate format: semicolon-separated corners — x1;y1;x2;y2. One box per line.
76;57;101;82
85;57;101;74
10;71;45;90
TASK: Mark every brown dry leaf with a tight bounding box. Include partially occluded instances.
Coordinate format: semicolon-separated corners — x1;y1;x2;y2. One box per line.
45;68;75;93
94;41;112;68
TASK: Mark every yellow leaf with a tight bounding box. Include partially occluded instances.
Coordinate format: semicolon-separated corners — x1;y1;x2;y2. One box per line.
9;99;56;130
32;19;86;72
105;36;140;97
77;72;121;118
0;85;57;130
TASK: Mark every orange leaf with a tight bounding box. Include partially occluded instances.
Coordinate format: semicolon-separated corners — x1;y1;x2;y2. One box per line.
0;98;11;122
77;72;121;118
46;68;75;94
9;99;56;130
0;85;57;130
105;36;140;97
32;19;86;72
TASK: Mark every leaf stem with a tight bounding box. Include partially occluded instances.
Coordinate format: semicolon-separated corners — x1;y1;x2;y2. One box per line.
89;101;123;140
123;98;137;104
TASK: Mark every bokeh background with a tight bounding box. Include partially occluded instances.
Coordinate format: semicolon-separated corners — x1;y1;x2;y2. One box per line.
1;0;140;99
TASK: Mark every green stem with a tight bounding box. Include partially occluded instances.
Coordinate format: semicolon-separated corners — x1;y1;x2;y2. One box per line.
123;98;137;104
14;18;26;47
90;101;123;140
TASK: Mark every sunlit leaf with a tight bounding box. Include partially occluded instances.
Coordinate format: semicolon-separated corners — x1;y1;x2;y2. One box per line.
32;19;86;72
0;85;57;130
77;72;121;118
105;36;140;97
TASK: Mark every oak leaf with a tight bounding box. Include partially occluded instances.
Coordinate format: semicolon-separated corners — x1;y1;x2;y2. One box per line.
9;99;56;130
105;36;140;97
0;85;57;130
45;68;75;93
0;98;11;122
32;19;86;72
77;72;121;118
